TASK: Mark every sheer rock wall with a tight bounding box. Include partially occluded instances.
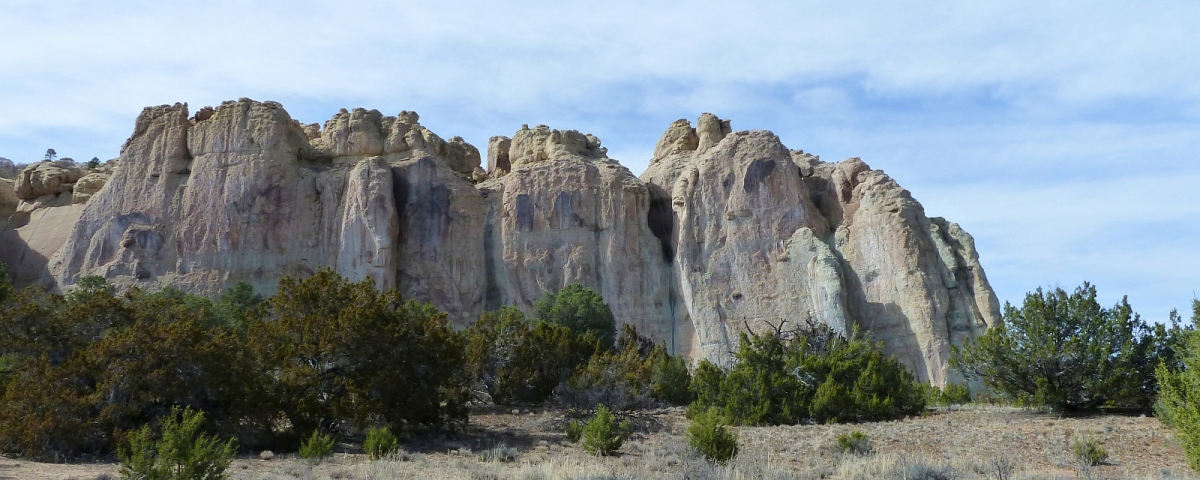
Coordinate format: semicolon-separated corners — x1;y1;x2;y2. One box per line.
1;100;1000;384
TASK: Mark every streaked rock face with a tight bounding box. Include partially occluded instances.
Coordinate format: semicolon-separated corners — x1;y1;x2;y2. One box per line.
1;100;1000;384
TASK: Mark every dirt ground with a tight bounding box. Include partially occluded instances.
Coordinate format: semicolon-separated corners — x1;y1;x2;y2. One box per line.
1;405;1194;479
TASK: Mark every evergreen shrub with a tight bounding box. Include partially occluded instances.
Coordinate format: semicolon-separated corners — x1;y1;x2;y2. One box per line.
298;430;333;463
117;407;236;480
687;321;925;425
686;407;738;463
953;283;1192;413
580;404;630;456
1155;300;1200;471
363;427;398;460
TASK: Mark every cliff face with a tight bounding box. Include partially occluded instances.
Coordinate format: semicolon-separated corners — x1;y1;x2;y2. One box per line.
641;115;999;384
2;99;999;384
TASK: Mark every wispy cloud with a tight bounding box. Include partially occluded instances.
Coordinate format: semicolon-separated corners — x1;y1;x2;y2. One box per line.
1;0;1196;319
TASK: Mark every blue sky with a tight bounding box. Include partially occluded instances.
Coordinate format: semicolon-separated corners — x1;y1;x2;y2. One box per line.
2;1;1197;321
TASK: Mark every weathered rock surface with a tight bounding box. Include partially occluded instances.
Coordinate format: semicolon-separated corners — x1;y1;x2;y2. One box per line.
0;178;17;228
477;126;674;343
2;101;1000;384
641;116;999;383
15;160;85;200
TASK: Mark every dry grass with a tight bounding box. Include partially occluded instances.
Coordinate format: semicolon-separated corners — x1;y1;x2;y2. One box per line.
2;405;1194;479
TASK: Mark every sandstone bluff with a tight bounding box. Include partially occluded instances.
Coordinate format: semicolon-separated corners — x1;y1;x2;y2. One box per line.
0;99;1000;385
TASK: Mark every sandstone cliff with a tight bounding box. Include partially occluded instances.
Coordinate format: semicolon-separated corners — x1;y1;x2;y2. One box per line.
1;100;999;385
641;115;999;383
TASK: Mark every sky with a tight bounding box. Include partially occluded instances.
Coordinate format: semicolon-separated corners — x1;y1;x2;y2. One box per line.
1;1;1197;322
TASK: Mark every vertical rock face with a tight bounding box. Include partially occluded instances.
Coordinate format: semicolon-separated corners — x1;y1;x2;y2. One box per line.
391;153;487;327
641;116;999;383
477;125;674;343
4;100;1000;385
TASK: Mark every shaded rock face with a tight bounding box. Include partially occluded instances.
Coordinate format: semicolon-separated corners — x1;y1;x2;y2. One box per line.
7;100;1000;384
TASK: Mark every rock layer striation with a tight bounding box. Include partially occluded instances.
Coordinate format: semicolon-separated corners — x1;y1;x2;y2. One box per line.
2;100;999;384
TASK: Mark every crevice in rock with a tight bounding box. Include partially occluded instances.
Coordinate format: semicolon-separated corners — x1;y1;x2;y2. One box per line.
646;183;674;262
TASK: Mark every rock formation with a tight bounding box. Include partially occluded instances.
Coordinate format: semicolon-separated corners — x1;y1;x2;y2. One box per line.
641;115;998;384
1;100;1000;385
1;158;113;286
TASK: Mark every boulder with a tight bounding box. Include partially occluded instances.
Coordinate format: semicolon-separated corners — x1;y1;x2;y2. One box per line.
15;160;84;200
71;172;109;204
487;136;512;176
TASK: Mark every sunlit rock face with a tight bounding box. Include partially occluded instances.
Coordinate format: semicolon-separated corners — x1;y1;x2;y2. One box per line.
2;100;999;384
641;114;999;384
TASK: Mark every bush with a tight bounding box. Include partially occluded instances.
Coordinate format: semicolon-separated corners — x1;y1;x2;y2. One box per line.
687;408;738;464
1071;436;1108;466
650;349;693;406
0;261;12;305
0;269;467;459
953;283;1190;413
363;427;398;460
836;430;872;455
565;420;583;443
687;322;925;425
1155;300;1200;471
0;279;266;459
557;325;684;410
118;407;236;480
580;404;631;456
251;270;468;437
926;383;972;407
465;307;599;405
533;283;617;350
298;430;333;463
87;157;101;169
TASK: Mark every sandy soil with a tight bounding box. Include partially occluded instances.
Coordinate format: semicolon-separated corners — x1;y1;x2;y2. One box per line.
1;405;1193;479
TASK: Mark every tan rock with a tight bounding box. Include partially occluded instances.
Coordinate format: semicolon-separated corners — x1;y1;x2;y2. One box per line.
487;136;512;175
15;160;84;200
642;115;999;384
695;113;731;154
318;107;386;158
71;172;109;204
22;101;999;386
392;154;488;327
509;125;605;167
336;158;400;289
481;129;673;344
0;178;17;228
652;119;699;162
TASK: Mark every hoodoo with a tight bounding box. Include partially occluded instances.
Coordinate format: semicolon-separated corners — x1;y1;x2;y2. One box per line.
0;99;999;385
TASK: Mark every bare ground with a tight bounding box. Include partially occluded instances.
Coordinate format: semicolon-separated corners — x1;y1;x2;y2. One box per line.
2;405;1193;479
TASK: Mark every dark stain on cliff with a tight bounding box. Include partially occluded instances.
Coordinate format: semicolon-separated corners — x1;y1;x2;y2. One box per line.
744;158;775;193
516;194;535;231
552;192;586;229
393;157;453;250
646;183;674;262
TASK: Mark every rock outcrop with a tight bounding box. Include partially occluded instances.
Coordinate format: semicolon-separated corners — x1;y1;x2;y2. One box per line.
477;125;674;343
2;100;1000;385
641;115;999;383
